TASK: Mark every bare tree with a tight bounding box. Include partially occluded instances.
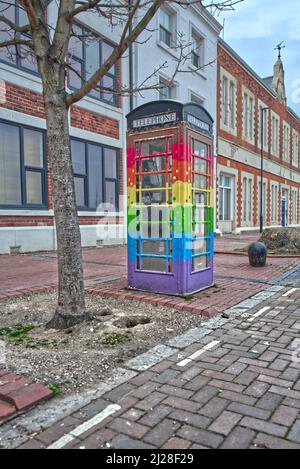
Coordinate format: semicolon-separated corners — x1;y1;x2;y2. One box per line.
0;0;243;329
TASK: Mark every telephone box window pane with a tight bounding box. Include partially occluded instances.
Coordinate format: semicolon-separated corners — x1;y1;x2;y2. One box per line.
142;240;166;256
142;257;166;272
142;190;166;205
193;256;209;272
141;156;166;172
140;140;166;156
193;238;207;255
195;191;209;205
0;123;21;205
104;148;117;178
141;174;166;189
74;177;85;207
193;141;208;157
72;140;86;174
88;145;103;209
194;174;208;189
26;171;42;204
194;157;207;174
105;180;117;209
24;129;43;168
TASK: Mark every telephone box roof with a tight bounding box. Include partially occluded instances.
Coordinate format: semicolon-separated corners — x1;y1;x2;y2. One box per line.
126;100;214;135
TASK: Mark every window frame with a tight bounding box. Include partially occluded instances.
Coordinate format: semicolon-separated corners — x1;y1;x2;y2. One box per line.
68;22;118;107
0;119;47;210
191;29;204;69
0;1;39;76
159;9;174;47
158;76;175;100
71;136;119;212
219;174;233;222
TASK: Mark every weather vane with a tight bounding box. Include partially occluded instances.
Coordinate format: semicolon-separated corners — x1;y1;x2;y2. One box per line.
275;41;286;59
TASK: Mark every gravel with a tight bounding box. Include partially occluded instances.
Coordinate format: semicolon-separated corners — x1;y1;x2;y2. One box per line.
0;293;204;395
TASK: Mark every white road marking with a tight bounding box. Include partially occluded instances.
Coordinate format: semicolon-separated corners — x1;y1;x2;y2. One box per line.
282;288;299;297
247;306;270;322
177;340;220;367
47;404;121;449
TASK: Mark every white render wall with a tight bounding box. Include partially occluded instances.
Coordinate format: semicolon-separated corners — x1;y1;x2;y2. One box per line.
129;5;222;131
0;225;125;255
0;5;221;254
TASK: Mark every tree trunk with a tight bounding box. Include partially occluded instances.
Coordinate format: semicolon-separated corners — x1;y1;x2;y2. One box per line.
44;94;88;329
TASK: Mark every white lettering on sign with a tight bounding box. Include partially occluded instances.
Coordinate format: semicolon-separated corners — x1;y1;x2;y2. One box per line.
186;113;210;132
133;112;177;129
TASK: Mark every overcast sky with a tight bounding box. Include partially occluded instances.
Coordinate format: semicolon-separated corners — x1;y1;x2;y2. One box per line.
217;0;300;115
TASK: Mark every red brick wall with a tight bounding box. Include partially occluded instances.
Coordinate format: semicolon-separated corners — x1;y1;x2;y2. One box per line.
217;43;300;230
0;72;124;229
218;44;300;170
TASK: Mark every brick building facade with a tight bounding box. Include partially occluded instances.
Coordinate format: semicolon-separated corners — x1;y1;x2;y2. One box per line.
217;39;300;234
0;2;221;254
0;3;126;254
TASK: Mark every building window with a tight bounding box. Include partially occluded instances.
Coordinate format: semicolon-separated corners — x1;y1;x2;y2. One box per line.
71;138;119;211
68;23;117;106
158;77;175;100
0;121;46;208
222;77;228;126
258;105;269;149
0;1;38;73
271;114;279;155
221;74;236;130
190;93;204;106
159;9;174;47
283;123;290;162
292;189;298;224
243;92;254;142
258;181;267;221
242;177;253;224
292;131;299;167
191;30;204;69
219;175;233;221
271;183;278;223
229;82;235;129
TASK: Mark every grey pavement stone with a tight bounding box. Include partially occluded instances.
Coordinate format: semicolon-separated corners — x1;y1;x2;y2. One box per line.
126;345;177;371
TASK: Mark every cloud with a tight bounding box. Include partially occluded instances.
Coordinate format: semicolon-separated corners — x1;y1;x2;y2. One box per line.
218;0;300;114
219;0;300;41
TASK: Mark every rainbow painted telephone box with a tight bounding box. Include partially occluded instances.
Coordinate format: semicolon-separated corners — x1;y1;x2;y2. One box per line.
126;101;214;296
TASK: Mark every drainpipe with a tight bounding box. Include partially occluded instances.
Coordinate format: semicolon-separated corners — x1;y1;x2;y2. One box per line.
129;0;134;111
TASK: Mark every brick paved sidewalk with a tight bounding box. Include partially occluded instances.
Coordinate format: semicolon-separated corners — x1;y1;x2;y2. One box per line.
0;238;298;318
11;286;300;450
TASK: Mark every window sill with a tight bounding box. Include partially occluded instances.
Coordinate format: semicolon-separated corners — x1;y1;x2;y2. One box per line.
0;61;42;87
187;63;207;80
0;209;54;216
78;211;124;217
156;40;179;60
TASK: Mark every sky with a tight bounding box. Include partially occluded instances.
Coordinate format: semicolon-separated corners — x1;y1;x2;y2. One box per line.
217;0;300;115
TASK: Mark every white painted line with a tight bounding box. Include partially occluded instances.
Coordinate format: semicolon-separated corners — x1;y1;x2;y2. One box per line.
48;434;74;450
282;288;299;297
177;340;220;367
247;306;270;322
48;404;121;449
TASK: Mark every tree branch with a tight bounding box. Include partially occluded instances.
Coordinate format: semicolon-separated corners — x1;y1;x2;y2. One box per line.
0;15;30;33
66;0;165;106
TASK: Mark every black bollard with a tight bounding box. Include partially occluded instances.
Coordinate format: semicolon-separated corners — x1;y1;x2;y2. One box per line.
248;242;267;267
